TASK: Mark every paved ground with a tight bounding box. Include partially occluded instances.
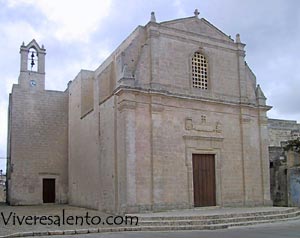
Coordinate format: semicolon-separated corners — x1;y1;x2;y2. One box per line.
1;203;299;237
0;203;112;236
31;219;300;238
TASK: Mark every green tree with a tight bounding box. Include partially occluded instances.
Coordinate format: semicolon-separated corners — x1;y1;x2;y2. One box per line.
284;138;300;153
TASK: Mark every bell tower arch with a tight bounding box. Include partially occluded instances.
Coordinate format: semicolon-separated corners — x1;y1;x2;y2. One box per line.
18;39;46;90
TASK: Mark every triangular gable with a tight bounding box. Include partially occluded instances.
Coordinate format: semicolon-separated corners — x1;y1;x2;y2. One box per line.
22;39;45;52
160;17;232;42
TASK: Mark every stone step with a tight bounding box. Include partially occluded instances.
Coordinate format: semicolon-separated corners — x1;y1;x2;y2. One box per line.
4;210;300;237
226;216;300;228
135;208;299;221
100;224;229;232
105;216;300;233
138;210;300;226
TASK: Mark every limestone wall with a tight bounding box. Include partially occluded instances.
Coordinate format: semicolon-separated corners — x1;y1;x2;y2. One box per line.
68;70;100;209
268;119;300;146
98;96;117;212
8;85;68;205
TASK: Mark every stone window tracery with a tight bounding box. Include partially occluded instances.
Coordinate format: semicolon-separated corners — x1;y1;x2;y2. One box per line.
192;52;208;90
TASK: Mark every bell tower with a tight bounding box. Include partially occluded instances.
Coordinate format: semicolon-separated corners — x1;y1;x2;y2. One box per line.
18;39;46;90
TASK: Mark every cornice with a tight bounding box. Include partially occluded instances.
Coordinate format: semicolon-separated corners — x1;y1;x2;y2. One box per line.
113;85;271;110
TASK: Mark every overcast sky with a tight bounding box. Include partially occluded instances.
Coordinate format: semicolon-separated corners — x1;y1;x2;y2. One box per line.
0;0;299;172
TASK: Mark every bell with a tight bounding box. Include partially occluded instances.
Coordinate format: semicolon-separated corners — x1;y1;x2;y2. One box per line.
30;51;35;68
31;58;35;68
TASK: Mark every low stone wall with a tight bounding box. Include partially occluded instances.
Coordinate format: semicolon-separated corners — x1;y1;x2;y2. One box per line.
0;185;6;202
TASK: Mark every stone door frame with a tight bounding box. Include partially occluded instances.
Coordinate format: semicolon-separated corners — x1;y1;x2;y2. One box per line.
184;135;223;207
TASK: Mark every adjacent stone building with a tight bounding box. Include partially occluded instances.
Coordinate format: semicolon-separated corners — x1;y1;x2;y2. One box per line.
268;119;300;206
7;11;272;213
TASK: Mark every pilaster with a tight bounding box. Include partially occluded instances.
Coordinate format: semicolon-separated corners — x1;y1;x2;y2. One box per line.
258;108;272;205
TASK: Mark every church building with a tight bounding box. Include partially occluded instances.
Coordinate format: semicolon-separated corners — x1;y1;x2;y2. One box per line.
7;11;272;213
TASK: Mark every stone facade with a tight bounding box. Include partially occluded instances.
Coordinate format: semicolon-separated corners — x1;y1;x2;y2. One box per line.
7;13;272;212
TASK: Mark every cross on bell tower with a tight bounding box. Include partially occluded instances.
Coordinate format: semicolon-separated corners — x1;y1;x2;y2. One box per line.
194;9;200;18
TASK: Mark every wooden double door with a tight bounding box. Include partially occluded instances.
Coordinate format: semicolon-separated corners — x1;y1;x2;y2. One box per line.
192;154;216;207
